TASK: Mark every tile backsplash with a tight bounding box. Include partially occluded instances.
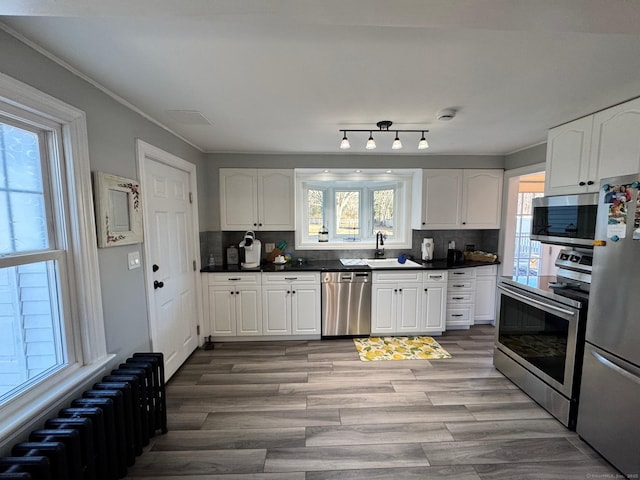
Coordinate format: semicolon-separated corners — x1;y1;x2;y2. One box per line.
201;229;499;267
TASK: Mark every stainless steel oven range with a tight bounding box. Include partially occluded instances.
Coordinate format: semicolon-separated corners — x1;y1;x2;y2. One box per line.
494;247;592;430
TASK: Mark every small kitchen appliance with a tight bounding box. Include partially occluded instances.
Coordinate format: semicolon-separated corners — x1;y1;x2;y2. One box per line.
239;230;261;269
421;238;434;262
446;241;464;265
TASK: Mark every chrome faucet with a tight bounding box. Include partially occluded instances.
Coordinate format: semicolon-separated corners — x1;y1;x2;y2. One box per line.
375;231;385;258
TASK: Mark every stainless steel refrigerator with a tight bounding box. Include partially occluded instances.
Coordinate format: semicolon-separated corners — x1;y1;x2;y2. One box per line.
577;173;640;477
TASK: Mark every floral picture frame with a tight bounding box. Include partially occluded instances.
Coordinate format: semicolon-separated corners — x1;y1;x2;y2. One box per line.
93;171;143;247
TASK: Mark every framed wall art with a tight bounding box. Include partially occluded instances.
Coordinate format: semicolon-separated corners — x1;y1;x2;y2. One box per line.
93;171;143;247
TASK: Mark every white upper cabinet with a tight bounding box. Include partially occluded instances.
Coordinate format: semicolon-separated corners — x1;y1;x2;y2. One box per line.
591;97;640;184
421;170;462;229
460;170;503;229
545;116;594;195
220;169;294;231
421;169;502;230
545;97;640;195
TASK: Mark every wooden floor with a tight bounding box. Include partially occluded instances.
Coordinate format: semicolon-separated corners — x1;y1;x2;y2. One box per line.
125;325;618;479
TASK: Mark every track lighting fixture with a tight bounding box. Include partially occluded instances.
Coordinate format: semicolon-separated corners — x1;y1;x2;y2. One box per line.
340;131;351;149
338;120;429;151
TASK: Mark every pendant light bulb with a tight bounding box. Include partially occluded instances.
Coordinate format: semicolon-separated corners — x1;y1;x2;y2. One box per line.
418;132;429;150
366;132;376;150
392;132;402;150
340;131;351;149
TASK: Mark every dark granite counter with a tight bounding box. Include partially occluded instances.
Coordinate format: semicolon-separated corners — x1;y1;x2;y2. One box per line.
201;258;499;273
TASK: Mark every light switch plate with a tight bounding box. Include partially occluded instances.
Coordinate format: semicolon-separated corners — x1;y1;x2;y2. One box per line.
128;251;141;270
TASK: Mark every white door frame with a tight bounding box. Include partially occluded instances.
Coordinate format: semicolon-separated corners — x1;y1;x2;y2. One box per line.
136;139;203;355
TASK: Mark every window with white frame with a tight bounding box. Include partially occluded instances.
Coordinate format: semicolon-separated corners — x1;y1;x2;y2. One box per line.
295;169;416;249
0;73;108;441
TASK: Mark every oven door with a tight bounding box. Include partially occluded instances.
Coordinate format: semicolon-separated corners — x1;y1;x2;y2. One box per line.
496;283;582;398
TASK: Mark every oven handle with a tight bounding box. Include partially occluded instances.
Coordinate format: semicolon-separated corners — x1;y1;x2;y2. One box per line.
498;284;576;317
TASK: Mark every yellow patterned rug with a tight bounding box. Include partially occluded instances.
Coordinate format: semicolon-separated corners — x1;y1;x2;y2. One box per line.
353;336;452;361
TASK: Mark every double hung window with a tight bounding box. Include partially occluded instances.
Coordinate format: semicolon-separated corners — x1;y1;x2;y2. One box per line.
0;73;107;443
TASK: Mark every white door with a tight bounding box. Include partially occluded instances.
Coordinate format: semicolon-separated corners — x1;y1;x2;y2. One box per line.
138;141;200;380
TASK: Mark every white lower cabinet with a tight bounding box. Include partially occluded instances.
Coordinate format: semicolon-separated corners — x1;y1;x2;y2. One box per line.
422;271;448;335
474;265;498;324
205;273;262;337
372;271;447;335
261;272;321;336
446;268;476;329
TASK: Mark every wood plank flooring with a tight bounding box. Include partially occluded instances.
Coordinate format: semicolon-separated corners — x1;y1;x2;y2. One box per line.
125;325;619;479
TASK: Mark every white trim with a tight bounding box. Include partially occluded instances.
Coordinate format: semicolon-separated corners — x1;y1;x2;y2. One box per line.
0;71;112;449
136;140;203;358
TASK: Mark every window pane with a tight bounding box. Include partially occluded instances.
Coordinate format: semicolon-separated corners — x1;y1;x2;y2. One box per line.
373;189;394;237
0;261;65;401
335;191;359;239
0;122;49;254
308;189;324;237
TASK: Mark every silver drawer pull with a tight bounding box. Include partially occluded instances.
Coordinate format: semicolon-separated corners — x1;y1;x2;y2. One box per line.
452;296;464;300
451;314;464;317
285;277;298;281
228;277;242;281
452;284;465;287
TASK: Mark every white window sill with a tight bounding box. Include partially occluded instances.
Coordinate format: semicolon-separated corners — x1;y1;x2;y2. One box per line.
0;354;116;451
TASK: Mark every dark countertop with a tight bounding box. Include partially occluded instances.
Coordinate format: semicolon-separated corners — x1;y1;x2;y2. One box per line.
201;258;499;273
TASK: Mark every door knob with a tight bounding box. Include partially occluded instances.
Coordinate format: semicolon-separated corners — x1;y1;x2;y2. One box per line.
152;264;159;272
154;280;164;289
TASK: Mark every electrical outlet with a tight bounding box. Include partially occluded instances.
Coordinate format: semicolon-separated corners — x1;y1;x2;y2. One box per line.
265;243;275;253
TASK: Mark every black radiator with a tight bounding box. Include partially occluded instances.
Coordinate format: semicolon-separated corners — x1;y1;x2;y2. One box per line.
0;352;167;480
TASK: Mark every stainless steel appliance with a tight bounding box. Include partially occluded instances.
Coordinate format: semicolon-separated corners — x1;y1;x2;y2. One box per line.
531;193;598;247
577;174;640;477
321;271;371;336
494;247;592;429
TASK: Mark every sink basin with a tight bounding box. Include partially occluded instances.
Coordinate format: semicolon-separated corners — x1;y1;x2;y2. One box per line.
364;258;422;268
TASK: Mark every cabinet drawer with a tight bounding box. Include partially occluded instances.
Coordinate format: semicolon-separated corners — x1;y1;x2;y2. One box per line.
424;271;448;283
446;307;472;323
447;280;475;290
373;271;423;283
448;268;476;279
208;272;261;285
262;272;320;284
447;292;474;304
475;265;498;276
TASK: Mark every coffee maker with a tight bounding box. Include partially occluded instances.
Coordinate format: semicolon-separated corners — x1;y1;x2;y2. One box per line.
239;231;261;269
421;238;434;262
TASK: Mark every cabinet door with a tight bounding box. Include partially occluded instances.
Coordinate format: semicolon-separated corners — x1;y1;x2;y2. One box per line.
236;287;262;335
592;97;640;184
262;286;291;335
474;275;497;323
461;170;503;229
423;284;446;331
291;284;321;335
545;117;594;195
396;283;422;333
371;284;396;334
220;169;258;230
209;286;235;336
258;170;294;230
421;170;462;229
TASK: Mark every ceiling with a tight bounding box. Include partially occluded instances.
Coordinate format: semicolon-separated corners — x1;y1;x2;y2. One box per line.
2;0;640;155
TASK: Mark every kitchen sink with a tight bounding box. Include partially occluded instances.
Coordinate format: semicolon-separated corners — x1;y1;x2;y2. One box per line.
364;258;422;268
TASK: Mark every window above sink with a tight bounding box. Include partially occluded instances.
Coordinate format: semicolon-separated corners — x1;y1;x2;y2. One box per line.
295;169;419;250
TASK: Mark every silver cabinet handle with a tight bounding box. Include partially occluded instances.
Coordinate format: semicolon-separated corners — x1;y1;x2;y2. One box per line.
592;350;640;386
498;284;576;317
285;277;298;281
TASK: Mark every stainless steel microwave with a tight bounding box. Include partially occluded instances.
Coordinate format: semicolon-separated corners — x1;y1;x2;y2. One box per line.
530;193;598;247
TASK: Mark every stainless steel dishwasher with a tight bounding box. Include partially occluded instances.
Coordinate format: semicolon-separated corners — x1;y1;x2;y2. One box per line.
321;271;371;336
